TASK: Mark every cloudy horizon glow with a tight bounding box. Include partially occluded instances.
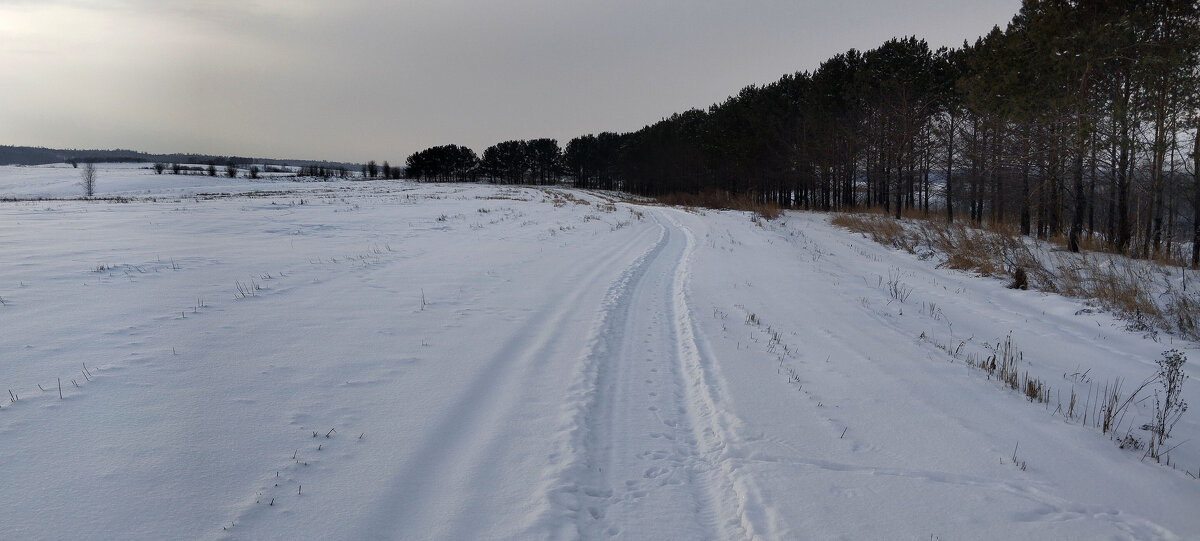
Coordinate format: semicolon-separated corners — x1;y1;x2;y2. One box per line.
1;1;1020;163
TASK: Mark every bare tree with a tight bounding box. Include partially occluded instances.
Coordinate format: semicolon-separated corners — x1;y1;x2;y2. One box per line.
80;162;96;196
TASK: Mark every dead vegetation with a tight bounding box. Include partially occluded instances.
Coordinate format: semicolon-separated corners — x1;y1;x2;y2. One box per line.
541;189;591;207
919;330;1167;457
654;189;781;220
964;333;1050;405
833;212;1200;340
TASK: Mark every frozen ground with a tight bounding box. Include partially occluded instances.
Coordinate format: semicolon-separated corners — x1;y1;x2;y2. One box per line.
1;164;1198;540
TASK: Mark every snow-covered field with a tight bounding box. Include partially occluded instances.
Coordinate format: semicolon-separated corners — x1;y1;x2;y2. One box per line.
2;164;1198;540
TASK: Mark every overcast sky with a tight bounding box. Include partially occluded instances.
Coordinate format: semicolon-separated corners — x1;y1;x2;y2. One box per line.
1;1;1019;163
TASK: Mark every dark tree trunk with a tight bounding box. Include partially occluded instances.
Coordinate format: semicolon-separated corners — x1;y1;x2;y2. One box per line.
1069;131;1085;253
946;113;955;223
1020;145;1031;236
1088;138;1097;237
1193;125;1199;268
1116;128;1132;253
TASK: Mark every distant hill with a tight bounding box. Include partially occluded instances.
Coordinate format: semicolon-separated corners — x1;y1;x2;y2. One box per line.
0;145;358;169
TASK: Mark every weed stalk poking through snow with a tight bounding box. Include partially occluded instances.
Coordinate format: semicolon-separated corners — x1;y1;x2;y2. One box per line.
1149;350;1188;462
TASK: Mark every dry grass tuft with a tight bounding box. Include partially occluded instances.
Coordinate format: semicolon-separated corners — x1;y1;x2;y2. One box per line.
656;189;781;220
830;213;912;251
832;213;1038;279
1054;254;1161;325
832;212;1200;339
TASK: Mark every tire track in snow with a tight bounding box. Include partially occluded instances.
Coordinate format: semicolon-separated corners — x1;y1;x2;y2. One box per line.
351;222;662;540
664;209;783;540
543;208;779;539
536;212;679;539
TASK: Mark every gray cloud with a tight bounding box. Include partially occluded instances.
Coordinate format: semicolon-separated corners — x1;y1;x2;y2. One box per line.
0;1;1019;162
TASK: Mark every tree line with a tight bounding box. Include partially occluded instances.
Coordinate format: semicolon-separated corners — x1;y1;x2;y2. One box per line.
399;0;1200;262
402;140;565;184
149;160;351;179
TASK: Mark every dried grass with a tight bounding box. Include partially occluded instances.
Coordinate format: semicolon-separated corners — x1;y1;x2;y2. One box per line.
656;189;781;220
829;213;914;252
832;212;1200;339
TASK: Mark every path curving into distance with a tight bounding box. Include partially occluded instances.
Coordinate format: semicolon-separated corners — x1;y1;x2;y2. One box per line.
542;207;780;540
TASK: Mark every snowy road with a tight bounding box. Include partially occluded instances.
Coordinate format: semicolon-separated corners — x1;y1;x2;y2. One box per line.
352;206;775;539
347;206;674;540
550;208;772;539
2;169;1198;540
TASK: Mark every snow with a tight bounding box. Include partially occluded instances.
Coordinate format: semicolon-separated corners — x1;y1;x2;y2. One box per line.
1;164;1198;540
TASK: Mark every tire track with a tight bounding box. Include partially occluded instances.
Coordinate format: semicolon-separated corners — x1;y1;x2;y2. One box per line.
544;208;780;539
353;221;662;540
663;209;781;540
538;213;682;539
